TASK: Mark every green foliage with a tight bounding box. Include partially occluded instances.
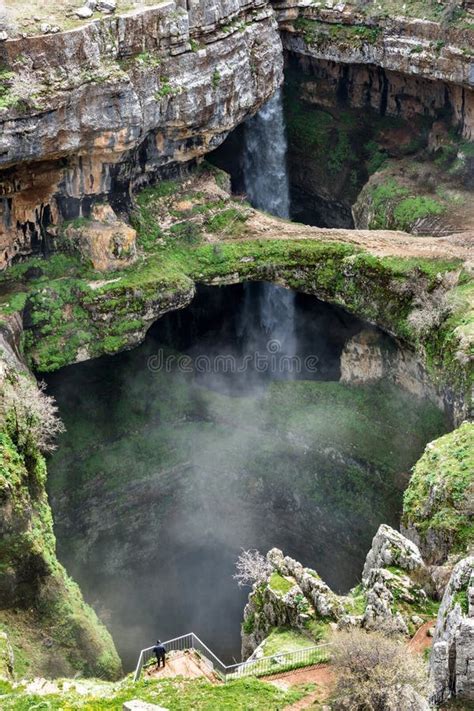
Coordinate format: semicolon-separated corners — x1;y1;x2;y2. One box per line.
294;18;381;48
205;208;247;235
403;423;474;554
452;588;469;615
169;221;202;245
365;140;387;174
242;613;255;635
0;676;304;710
392;196;445;231
261;628;316;656
155;79;177;99
135;51;161;68
367;179;409;229
212;69;221;89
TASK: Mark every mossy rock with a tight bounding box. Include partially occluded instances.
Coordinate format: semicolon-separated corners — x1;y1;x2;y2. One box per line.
402;422;474;564
0;432;122;680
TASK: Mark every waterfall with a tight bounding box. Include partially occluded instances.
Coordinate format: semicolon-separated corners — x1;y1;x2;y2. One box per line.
243;89;290;219
241;89;296;366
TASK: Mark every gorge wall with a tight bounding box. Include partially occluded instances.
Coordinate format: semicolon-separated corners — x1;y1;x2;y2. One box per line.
0;0;283;268
0;0;473;269
272;0;474;137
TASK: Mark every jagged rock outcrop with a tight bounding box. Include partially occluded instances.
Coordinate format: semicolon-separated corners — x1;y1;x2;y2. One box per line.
362;524;425;582
430;556;474;704
0;0;283;268
361;525;432;636
384;685;430;711
62;204;137;271
241;526;437;657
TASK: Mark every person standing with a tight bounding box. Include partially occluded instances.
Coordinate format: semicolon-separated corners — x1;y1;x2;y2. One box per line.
153;640;166;668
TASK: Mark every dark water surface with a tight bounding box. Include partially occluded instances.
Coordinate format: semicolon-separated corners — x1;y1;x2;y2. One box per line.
45;284;447;670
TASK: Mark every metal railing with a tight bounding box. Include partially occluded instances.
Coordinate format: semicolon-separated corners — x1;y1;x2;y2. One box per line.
133;632;331;682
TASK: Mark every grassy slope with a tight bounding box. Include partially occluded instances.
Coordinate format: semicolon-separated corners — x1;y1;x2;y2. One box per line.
0;676;304;710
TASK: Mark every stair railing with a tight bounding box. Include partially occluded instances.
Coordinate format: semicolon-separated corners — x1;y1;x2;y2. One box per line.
133;632;331;682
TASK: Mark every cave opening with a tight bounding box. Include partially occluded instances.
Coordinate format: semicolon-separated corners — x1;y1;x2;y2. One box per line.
44;282;448;671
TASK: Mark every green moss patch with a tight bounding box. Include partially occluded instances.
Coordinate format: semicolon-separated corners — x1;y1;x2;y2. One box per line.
261;628;317;656
365;178;446;231
268;572;296;595
402;422;474;556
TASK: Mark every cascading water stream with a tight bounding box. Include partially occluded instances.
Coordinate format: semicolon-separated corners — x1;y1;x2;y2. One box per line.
243;88;291;219
240;89;296;363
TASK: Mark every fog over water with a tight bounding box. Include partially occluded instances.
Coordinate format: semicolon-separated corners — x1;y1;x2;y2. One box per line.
44;92;448;671
45;284;447;670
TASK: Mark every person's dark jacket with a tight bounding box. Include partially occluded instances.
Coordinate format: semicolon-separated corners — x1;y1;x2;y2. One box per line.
153;643;166;656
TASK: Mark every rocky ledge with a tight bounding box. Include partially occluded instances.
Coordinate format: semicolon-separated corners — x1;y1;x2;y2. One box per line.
242;526;474;704
241;525;437;659
0;0;282;268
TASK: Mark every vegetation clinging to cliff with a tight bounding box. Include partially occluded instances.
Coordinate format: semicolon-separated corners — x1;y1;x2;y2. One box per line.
0;429;122;680
402;422;474;557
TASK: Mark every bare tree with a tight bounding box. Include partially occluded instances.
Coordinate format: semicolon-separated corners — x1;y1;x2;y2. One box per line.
331;628;429;710
233;549;271;588
1;371;65;455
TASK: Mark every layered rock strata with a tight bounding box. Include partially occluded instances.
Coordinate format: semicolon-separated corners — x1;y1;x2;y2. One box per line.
271;0;474;137
0;0;283;267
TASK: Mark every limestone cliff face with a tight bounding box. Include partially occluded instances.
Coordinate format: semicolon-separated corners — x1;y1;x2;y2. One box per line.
340;329;443;406
0;318;122;678
241;526;437;658
430;556;474;704
0;0;283;267
271;1;474;137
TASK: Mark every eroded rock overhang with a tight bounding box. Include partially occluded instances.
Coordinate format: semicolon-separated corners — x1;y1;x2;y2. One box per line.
0;0;283;266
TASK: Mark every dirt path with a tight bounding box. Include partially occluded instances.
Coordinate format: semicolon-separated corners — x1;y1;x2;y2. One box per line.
240;211;473;261
408;620;437;654
262;664;336;709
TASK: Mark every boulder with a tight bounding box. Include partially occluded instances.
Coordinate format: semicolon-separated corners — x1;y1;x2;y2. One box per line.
62;205;137;271
75;6;94;18
97;0;117;12
362;524;424;583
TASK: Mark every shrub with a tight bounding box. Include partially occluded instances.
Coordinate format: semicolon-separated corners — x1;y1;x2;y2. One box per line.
393;196;445;231
331;629;429;710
